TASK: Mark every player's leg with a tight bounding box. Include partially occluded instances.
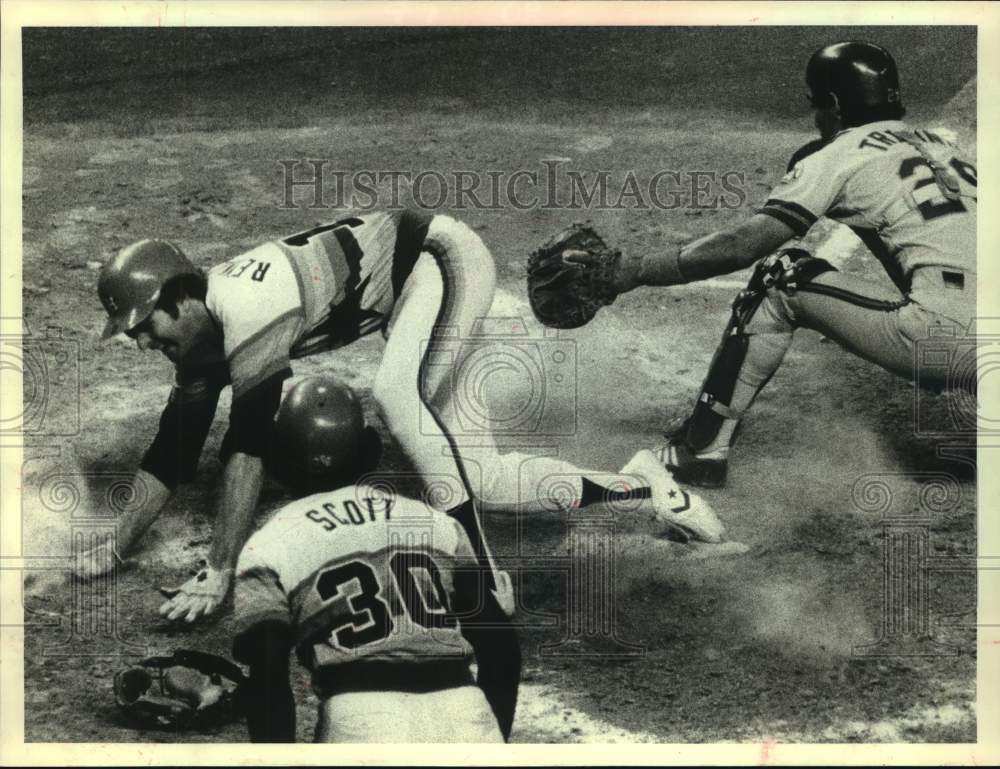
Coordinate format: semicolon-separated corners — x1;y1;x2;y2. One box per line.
660;251;966;486
657;252;828;486
374;249;484;506
315;688;503;742
374;216;503;586
376;216;724;543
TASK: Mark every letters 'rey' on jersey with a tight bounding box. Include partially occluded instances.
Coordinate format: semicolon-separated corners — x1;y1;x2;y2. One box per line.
206;210;432;398
233;485;480;691
762;121;977;282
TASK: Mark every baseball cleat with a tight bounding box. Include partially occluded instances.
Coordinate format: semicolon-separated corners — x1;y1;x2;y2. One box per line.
621;449;725;543
654;440;729;488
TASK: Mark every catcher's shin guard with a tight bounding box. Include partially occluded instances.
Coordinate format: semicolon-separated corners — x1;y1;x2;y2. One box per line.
664;248;828;487
662;328;747;488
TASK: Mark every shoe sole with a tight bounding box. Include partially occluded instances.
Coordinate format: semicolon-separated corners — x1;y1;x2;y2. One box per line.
665;458;727;489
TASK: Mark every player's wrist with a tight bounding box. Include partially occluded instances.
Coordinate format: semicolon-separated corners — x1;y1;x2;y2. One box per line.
614;253;644;293
634;248;688;288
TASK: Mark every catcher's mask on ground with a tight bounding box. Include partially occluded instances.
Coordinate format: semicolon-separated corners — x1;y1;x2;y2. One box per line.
268;375;383;495
112;650;246;731
98;239;202;340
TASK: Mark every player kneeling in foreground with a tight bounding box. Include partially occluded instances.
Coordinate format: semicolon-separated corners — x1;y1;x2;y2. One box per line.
233;375;520;742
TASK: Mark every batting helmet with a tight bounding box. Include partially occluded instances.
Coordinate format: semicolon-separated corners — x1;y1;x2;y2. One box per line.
806;41;904;126
98;240;200;340
269;375;382;494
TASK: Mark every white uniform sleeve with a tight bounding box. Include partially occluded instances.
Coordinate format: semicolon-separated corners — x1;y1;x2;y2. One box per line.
759;143;850;236
207;242;306;399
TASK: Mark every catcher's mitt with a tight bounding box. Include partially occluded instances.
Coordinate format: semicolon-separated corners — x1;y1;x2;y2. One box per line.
113;649;246;730
526;222;622;329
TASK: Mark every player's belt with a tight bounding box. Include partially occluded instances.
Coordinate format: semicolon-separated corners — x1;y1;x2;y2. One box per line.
315;660;474;696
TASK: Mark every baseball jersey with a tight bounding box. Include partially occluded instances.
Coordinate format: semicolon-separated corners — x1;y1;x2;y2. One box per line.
761;121;977;282
232;484;479;697
140;210;433;487
208;209;431;399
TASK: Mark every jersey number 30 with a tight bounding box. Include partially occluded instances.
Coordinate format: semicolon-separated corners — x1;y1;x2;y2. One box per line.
315;551;455;651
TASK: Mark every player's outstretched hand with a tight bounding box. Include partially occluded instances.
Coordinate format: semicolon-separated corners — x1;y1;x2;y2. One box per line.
158;565;233;623
72;540;122;581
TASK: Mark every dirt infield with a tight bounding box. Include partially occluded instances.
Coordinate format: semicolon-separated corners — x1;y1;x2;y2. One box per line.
18;28;977;743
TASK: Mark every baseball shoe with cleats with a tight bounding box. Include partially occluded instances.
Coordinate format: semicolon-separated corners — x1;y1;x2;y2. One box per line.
654;419;729;488
654;441;728;489
621;449;725;543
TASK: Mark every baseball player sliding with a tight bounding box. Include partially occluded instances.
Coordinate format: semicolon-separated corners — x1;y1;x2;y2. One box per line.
233;376;519;743
90;208;727;622
550;41;976;487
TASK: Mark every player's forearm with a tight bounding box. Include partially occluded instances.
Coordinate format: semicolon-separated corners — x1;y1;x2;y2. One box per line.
676;229;759;281
244;669;295;742
208;452;264;570
238;622;295;742
114;469;172;556
462;591;522;742
620;232;745;290
475;625;521;742
630;215;796;289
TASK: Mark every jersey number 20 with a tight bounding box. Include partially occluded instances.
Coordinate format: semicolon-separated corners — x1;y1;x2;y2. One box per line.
315;551;455;651
898;156;977;222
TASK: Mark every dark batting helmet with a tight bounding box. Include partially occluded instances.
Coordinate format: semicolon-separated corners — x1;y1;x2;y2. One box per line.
269;375;382;494
806;41;904;126
98;239;200;340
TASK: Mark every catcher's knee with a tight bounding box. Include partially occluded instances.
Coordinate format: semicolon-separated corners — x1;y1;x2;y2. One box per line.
739;248;837;328
757;247;836;294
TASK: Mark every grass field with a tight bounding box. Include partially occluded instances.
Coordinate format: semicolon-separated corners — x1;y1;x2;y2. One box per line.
18;27;977;743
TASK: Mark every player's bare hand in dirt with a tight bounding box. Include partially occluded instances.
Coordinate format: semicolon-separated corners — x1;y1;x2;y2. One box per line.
158;565;233;623
72;540;123;581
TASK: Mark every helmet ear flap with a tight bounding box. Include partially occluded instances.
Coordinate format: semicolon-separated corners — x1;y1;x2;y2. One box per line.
320;426;383;490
